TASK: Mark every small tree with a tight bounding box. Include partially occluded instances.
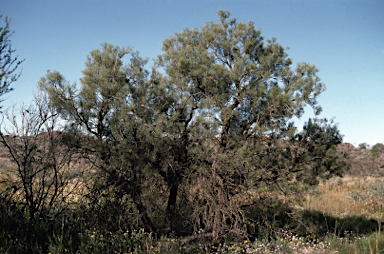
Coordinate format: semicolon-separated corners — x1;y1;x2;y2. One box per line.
0;92;80;222
292;118;345;184
371;143;384;161
39;43;161;232
0;15;24;105
359;143;369;149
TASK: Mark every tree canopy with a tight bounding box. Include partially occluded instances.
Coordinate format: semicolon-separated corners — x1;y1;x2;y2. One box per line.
158;10;325;149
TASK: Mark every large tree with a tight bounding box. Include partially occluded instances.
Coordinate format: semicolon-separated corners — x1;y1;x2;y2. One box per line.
40;10;345;239
158;7;316;222
156;10;344;240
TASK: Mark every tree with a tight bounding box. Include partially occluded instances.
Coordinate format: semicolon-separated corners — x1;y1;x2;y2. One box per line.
0;15;24;105
371;143;384;161
40;11;346;240
371;143;384;157
0;92;80;222
159;11;332;240
292;118;346;185
39;43;162;233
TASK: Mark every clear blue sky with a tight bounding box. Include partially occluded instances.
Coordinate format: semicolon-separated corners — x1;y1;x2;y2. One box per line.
2;0;384;146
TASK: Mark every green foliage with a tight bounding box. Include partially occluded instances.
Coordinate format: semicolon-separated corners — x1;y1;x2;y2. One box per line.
39;43;139;140
359;143;369;149
158;10;325;141
292;118;346;185
323;232;384;254
371;143;384;160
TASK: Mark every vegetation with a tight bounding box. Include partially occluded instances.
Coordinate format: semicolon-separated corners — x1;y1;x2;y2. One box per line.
0;14;24;107
1;10;383;253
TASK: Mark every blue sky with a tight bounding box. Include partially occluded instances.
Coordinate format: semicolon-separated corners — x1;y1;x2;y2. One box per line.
2;0;384;146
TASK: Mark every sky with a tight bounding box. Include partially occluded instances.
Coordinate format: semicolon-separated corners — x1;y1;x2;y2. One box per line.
1;0;384;146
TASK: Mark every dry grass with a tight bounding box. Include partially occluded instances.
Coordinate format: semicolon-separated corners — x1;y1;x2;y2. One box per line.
302;176;384;222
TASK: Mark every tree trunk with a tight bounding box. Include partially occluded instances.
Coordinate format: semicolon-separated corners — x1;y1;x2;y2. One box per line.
219;117;231;153
131;188;156;233
163;137;188;233
163;182;179;233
